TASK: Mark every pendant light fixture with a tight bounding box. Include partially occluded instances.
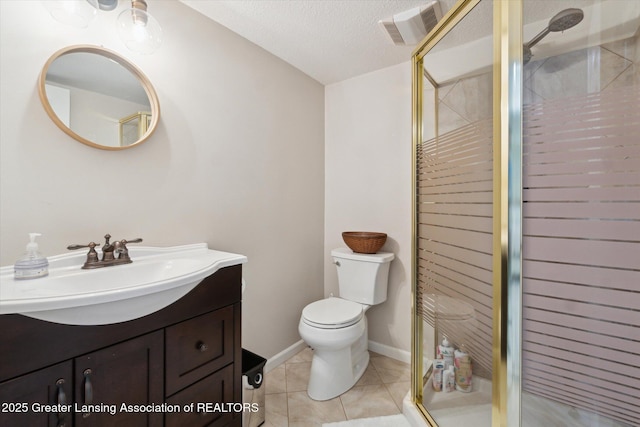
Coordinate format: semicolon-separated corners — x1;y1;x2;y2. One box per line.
96;0;118;11
42;0;100;28
116;0;163;55
42;0;163;54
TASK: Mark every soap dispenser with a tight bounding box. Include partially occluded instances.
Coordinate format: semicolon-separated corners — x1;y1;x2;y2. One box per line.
14;233;49;280
437;336;455;370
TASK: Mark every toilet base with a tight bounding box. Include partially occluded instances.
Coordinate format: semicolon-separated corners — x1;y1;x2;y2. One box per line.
306;320;370;401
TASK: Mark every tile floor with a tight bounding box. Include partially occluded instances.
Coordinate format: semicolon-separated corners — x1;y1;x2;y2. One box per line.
264;347;411;427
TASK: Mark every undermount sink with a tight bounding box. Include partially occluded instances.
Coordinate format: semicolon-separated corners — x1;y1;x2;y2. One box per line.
0;243;247;325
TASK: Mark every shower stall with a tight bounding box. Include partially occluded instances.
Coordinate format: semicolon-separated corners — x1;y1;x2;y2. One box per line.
411;0;639;426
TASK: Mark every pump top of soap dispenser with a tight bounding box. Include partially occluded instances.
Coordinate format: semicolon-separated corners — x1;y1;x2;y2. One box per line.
14;233;49;280
26;233;41;252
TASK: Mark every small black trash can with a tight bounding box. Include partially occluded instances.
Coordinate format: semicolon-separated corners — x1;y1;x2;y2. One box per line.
242;349;266;427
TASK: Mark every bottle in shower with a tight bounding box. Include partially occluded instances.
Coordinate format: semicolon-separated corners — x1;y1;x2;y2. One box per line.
454;346;472;392
446;365;455;392
437;336;455;370
432;359;444;392
442;365;455;392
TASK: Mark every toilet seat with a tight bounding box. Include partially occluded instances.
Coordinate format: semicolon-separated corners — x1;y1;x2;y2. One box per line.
302;298;364;329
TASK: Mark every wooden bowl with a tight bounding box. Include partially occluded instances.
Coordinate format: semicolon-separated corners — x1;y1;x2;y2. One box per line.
342;232;387;254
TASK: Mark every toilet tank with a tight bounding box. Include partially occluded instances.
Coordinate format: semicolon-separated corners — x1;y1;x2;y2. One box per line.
331;248;395;305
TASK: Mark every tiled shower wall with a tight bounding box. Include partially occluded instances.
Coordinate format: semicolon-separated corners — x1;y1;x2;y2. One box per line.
435;34;639;126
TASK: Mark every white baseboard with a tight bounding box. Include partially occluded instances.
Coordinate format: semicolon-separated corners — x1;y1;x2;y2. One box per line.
264;339;410;373
368;340;411;364
264;339;308;373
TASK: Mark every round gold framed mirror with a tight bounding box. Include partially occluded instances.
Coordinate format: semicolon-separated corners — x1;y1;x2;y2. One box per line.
38;45;160;150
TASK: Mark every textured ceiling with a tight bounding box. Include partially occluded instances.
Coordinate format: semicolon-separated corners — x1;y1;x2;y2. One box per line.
179;0;457;84
179;0;601;85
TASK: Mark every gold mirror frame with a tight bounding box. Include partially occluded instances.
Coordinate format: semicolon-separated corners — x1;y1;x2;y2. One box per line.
38;45;160;150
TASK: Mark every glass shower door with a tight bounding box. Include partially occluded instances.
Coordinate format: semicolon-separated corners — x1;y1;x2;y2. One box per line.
520;1;640;426
414;1;639;426
414;1;494;425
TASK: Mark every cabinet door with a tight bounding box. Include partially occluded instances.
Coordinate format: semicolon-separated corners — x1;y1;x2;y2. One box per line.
74;330;163;427
165;364;234;427
0;361;72;427
165;306;234;396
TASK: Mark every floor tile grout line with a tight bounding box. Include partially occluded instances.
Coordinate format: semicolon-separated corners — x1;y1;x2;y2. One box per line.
284;364;290;426
383;382;403;412
268;348;410;426
338;394;349;421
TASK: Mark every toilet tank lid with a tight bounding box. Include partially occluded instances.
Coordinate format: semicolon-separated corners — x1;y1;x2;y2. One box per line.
331;248;394;263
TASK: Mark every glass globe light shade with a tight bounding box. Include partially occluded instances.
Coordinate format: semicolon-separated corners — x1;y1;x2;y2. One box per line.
42;0;99;28
116;7;163;55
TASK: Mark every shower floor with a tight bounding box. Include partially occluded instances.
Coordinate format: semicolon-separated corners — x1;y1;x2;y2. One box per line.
421;377;630;427
422;375;492;425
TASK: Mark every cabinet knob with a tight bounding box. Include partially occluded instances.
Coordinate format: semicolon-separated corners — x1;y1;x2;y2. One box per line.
196;341;208;352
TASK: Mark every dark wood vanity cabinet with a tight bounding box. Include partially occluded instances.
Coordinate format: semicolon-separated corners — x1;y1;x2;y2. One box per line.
0;265;243;427
73;331;164;427
0;361;73;427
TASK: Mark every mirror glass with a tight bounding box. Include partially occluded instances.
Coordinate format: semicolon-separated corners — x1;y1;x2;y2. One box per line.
38;45;160;150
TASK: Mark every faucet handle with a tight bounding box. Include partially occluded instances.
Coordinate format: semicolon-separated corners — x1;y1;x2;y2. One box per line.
67;242;100;268
67;242;98;251
119;238;143;251
116;238;143;262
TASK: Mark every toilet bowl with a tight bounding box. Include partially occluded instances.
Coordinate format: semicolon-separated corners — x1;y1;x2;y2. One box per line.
298;248;394;401
298;297;370;400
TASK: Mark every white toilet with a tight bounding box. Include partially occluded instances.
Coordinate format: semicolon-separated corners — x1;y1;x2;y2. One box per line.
298;248;394;401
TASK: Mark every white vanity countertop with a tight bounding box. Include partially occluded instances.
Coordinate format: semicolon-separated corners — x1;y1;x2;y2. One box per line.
0;243;247;325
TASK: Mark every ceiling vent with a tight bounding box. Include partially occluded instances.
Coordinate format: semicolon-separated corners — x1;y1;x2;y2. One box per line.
379;1;443;46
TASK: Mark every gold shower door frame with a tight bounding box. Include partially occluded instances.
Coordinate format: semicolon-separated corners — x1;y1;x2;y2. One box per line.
410;1;523;426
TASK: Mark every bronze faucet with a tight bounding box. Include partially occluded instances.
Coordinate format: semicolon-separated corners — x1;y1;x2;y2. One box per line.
68;234;143;269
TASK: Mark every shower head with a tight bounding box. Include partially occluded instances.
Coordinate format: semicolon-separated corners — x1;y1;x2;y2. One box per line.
523;8;584;64
548;8;585;32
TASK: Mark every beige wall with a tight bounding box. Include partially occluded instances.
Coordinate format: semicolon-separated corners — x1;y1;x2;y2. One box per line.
325;63;413;355
1;0;414;361
0;1;325;360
